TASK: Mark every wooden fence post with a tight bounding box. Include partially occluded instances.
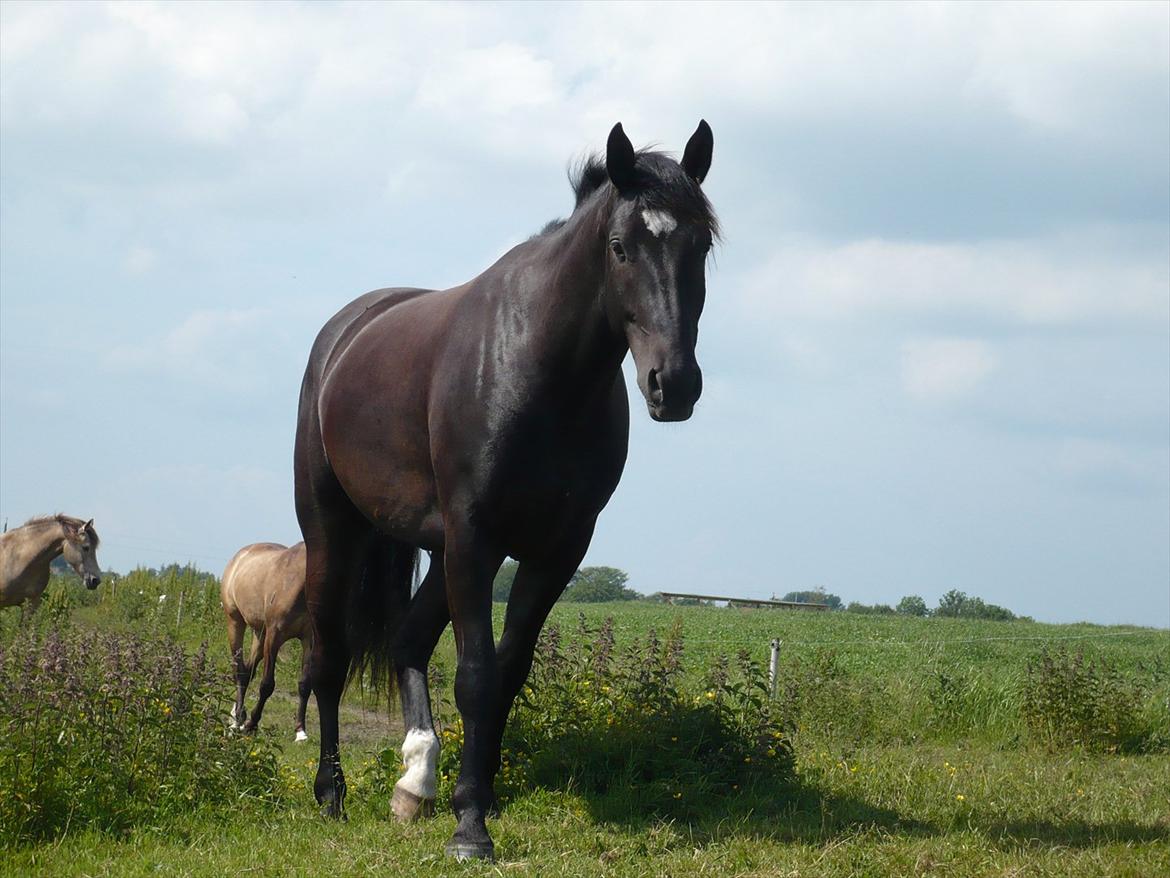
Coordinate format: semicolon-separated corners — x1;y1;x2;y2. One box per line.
769;638;781;699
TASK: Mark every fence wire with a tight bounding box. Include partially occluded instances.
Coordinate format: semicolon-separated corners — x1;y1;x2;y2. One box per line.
644;630;1165;648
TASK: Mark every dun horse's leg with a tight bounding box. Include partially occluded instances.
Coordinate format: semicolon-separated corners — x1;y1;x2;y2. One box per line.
390;558;449;822
443;527;503;861
226;614;248;729
294;635;312;742
243;627;284;733
21;595;42;626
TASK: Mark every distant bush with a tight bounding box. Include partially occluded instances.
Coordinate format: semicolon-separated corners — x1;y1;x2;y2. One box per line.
780;589;841;609
412;615;794;816
1021;646;1153;753
644;593;713;606
845;602;896;615
936;589;1018;621
0;626;283;847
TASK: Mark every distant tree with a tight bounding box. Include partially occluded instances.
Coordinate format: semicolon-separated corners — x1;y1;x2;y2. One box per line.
896;595;929;617
493;559;519;603
846;601;895;615
780;588;842;610
561;566;639;603
936;589;968;618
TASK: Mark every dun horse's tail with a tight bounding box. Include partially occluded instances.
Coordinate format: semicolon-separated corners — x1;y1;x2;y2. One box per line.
345;533;420;699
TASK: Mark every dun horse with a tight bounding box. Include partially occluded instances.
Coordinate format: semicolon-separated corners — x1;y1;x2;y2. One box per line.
295;121;717;859
221;542;312;740
0;515;102;618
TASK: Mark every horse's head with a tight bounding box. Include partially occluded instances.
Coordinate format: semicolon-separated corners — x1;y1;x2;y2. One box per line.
60;517;102;589
602;121;717;422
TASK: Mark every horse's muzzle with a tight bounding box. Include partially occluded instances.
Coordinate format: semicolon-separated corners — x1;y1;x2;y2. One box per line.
646;363;702;422
85;575;101;590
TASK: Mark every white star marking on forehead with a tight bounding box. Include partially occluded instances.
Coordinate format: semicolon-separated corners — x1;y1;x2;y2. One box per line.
641;209;678;237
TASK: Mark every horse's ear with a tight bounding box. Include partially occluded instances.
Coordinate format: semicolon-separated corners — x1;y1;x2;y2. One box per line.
84;519;93;530
681;119;713;184
606;122;637;192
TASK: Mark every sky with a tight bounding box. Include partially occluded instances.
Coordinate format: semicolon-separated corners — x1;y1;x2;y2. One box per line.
1;1;1167;626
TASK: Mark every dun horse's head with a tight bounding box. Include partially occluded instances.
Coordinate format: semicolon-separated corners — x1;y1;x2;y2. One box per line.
61;518;102;589
602;121;717;422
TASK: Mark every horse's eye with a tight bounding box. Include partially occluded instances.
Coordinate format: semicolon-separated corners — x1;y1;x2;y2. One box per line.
609;239;626;263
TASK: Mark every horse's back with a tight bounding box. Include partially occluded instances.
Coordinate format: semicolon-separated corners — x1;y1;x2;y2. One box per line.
222;542;304;629
304;287;436;395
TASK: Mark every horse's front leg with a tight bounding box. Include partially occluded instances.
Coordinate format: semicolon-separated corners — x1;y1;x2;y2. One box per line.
442;527;503;861
489;537;590;797
390;556;449;822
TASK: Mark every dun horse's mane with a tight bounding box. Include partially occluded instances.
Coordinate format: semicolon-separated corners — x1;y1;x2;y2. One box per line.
538;149;720;240
22;514;100;546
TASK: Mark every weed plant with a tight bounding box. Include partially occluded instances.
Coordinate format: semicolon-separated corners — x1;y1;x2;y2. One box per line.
364;615;796;820
0;625;284;847
1021;645;1162;753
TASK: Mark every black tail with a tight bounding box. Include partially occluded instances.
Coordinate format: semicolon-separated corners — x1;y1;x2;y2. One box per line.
345;533;420;699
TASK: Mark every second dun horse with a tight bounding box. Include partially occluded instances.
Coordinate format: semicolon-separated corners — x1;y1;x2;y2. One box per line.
0;514;102;619
221;541;312;741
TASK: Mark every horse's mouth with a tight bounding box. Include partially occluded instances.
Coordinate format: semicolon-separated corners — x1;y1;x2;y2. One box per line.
648;400;695;422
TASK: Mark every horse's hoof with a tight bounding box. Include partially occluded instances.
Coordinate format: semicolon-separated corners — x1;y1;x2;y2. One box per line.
445;840;494;861
391;785;435;822
318;800;346;821
294;729;309;743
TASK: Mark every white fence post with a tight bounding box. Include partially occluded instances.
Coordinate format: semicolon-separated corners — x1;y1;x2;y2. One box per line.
769;638;781;699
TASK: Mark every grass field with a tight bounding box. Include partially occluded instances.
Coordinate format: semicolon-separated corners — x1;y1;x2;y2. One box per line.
2;572;1167;877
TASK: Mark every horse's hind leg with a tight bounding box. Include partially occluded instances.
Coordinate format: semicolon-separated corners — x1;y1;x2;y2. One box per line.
294;633;312;742
305;529;361;818
390;556;449;822
243;626;284;733
226;612;248;729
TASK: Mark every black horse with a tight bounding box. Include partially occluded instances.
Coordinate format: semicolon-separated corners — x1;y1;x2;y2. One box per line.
294;120;718;860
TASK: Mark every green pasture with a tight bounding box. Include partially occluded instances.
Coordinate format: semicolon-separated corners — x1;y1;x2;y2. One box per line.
1;570;1167;876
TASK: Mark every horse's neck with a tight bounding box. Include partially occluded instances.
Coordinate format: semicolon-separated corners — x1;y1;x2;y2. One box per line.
513;205;626;391
3;523;63;587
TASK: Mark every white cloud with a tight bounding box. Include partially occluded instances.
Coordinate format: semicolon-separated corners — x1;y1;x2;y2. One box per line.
3;2;1163;212
967;3;1169;142
103;307;277;391
900;338;997;402
122;245;157;275
742;235;1169;326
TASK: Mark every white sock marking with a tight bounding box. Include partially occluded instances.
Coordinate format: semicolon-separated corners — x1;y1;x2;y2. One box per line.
397;727;439;799
642;209;677;237
294;729;309;742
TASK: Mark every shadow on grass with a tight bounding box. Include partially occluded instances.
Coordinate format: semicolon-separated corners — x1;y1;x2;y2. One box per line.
545;775;932;845
976;817;1170;849
507;775;1168;851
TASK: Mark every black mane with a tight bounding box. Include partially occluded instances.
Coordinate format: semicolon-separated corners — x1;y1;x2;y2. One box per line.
538;150;720;240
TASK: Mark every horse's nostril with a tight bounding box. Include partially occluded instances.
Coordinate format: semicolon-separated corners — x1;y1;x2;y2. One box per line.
647;368;663;403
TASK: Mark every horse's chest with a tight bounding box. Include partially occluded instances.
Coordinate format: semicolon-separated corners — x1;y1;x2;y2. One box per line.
487;426;625;545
